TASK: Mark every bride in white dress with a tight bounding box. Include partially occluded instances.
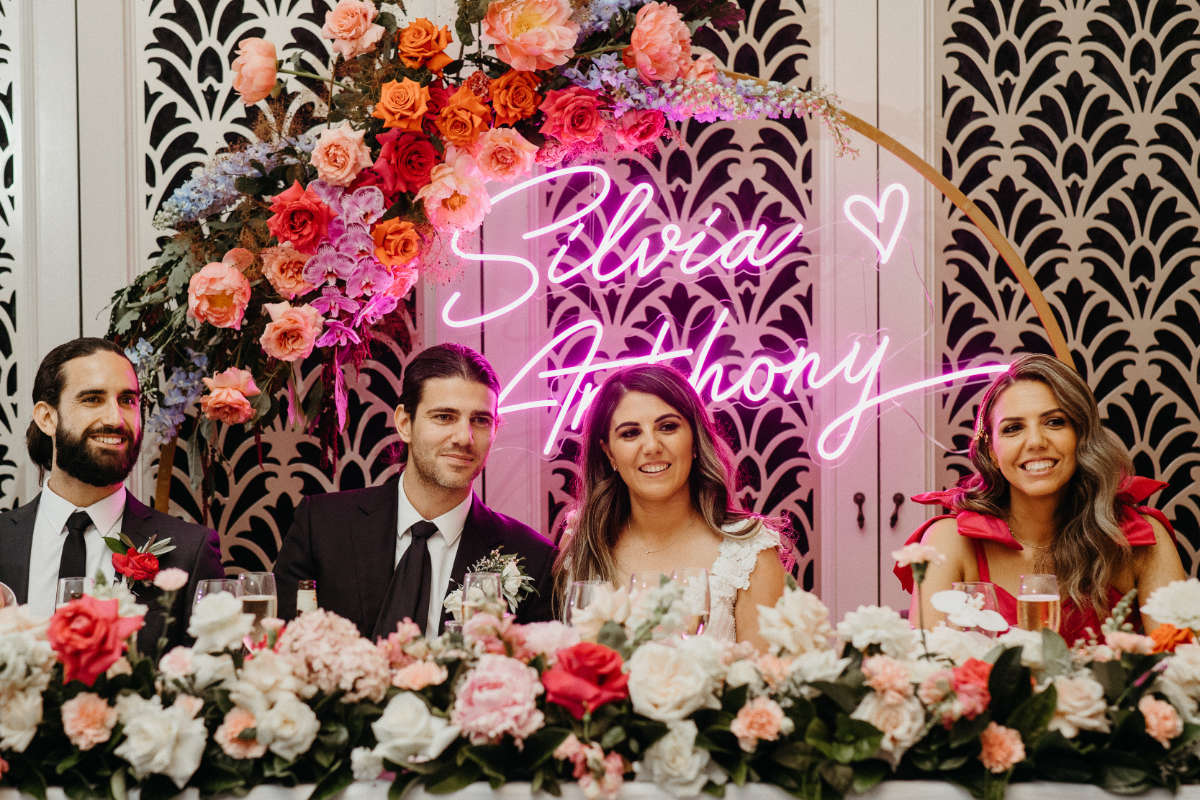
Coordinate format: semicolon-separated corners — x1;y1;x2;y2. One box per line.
553;364;787;649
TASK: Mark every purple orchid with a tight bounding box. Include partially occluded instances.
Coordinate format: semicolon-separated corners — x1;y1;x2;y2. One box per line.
315;318;363;349
340;186;386;227
310;286;360;318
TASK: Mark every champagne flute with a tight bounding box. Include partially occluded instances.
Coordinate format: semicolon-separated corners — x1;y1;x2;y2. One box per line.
949;581;1006;637
462;572;503;620
238;572;278;638
564;580;604;625
193;578;241;608
55;577;94;608
1017;573;1061;633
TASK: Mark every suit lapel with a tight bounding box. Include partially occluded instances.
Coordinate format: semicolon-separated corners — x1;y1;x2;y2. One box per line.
118;495;158;605
354;480;401;631
0;497;40;603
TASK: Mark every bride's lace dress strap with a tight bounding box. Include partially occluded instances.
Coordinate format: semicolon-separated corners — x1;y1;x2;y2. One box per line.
707;523;781;641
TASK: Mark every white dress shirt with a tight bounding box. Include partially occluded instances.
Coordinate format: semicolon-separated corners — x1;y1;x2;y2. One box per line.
27;484;125;621
394;483;471;638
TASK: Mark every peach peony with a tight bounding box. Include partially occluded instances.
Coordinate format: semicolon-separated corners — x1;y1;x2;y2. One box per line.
863;655;913;702
473;127;537;183
436;86;492;148
392;660;449;691
261;245;316;299
623;2;692;83
730;696;789;752
187;259;252;330
397;19;453;73
1105;630;1155;655
490;70;542;125
372;79;430;131
979;722;1024;773
260;302;323;362
312;122;373;187
322;0;385;60
231;38;277;105
215;707;267;759
61;693;117;751
684;53;719;83
200;367;260;425
1139;695;1183;747
372;218;423;267
482;0;580;71
416;150;491;233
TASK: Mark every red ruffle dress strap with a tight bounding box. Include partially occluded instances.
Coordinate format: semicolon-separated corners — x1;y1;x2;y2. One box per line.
973;540;991;582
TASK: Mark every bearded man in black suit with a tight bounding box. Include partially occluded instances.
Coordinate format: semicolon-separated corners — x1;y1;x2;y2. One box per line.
275;343;557;638
0;338;225;649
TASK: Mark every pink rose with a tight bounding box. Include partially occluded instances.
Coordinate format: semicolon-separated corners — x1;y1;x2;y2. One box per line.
538;87;605;145
231;38;277;105
215;707;267;759
482;0;580;71
312;122;373;187
863;655;913;702
451;654;544;745
917;668;954;707
979;722;1024;773
950;658;991;720
260;302;323;362
187;256;252;330
392;660;449;690
1105;631;1155;655
260;245;316;299
730;696;789;752
472;127;538;183
61;693;117;751
322;0;385;60
153;568;189;593
613;109;666;150
1139;695;1183;747
415;150;491;233
622;2;692;83
47;596;143;686
200;367;260;424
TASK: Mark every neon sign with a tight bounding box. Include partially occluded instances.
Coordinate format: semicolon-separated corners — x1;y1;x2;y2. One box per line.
447;167;1002;460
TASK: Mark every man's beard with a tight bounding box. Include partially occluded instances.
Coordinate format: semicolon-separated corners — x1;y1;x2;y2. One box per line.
54;424;142;486
408;445;483;492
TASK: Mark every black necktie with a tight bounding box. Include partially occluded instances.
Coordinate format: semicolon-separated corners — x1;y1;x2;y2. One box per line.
374;520;438;639
59;510;92;579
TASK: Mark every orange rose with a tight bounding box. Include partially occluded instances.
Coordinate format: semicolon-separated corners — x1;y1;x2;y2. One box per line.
397;19;453;73
1151;623;1195;653
372;218;423;267
436;86;492;148
200;367;260;425
372;79;430;131
490;70;542;125
231;38;277;105
260;245;315;299
260;302;323;362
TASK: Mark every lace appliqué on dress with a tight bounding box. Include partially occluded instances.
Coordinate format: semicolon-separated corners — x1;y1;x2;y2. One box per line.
706;523;781;642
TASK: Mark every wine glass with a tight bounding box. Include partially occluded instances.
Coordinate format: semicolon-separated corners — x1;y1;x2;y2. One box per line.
1017;573;1061;633
238;572;278;639
628;571;669;594
949;581;1006;637
564;580;604;625
55;577;93;608
0;580;16;609
462;572;503;620
193;578;241;608
671;567;710;635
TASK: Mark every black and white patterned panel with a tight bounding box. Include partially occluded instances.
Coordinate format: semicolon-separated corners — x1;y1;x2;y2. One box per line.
0;0;22;507
537;0;819;588
936;0;1200;568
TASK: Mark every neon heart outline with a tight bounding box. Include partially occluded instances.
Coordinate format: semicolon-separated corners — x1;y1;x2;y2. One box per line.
842;182;910;265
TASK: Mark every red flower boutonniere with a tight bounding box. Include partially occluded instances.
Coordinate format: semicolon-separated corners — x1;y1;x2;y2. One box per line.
104;533;176;584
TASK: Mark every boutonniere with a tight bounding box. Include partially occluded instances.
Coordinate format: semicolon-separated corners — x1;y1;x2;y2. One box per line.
444;548;535;621
103;533;176;584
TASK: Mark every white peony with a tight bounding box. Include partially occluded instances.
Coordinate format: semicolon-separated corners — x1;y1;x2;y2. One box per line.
570;583;632;641
923;624;996;665
0;605;46;634
113;694;206;788
188;591;254;653
725;660;765;693
756;587;834;656
636;720;723;797
259;693;321;761
372;691;461;766
351;746;384;781
1142;579;1200;630
1047;673;1110;738
786;650;850;698
192;652;236;690
676;634;726;683
0;688;43;752
627;642;721;722
837;605;917;657
228;650;308;715
0;629;55;695
1157;644;1200;724
850;692;925;767
997;628;1045;669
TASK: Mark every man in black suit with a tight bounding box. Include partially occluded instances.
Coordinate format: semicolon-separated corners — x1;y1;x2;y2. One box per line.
0;338;224;650
275;343;557;638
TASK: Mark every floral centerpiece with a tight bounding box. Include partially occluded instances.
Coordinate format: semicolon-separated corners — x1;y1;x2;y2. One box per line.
107;0;852;469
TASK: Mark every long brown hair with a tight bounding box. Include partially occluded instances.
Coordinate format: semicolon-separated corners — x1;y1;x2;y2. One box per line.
552;364;760;604
943;354;1132;613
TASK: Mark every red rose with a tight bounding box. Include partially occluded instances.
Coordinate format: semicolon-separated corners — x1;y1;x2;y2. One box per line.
541;642;629;719
47;596;144;686
267;181;333;254
538;87;605;145
112;547;160;581
377;131;438;194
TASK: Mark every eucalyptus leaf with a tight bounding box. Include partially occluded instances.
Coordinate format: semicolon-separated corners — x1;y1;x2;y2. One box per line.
1040;629;1071;677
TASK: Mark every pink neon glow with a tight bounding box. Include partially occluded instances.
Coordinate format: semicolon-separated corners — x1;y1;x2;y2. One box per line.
843;183;910;265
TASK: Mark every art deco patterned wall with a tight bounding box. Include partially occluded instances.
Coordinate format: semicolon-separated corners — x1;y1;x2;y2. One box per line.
934;0;1200;568
0;0;21;505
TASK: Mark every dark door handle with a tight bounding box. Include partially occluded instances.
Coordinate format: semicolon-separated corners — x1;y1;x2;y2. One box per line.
889;492;905;529
853;492;866;530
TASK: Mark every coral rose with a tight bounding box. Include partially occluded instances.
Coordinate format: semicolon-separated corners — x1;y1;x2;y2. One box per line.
473;127;537;183
187;259;252;330
730;697;789;752
482;0;580;71
47;596;144;686
199;367;260;425
538;87;605;145
950;658;991;720
112;548;159;582
684;53;719;83
416;151;491;233
436;86;492;149
372;218;423;267
1151;623;1195;653
312;122;372;187
490;71;542;125
260;302;323;362
623;2;692;83
215;707;267;759
231;38;276;105
261;245;316;299
613;109;666;150
979;722;1024;773
267;181;333;254
322;0;385;60
376;131;438;193
61;693;118;751
397;19;453;73
541;642;629;719
1139;695;1183;747
372;79;430;132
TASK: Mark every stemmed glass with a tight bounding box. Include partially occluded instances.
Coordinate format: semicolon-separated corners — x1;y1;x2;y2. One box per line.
949;581;1006;637
55;577;93;608
563;580;604;625
193;578;241;608
0;580;16;609
671;567;710;636
462;571;504;620
238;572;278;640
1018;573;1061;633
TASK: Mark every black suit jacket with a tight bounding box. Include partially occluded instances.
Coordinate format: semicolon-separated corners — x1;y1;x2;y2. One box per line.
0;492;225;652
274;479;558;637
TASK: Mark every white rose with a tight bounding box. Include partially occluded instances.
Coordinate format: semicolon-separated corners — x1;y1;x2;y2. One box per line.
0;631;54;694
636;720;722;797
192;652;236;690
351;746;384;781
787;650;850;695
229;650;306;714
372;691;460;765
836;606;917;657
997;628;1045;669
188;592;254;653
259;693;320;761
114;695;206;787
570;584;632;640
0;688;43;752
725;660;764;692
627;642;721;722
1157;644;1200;723
757;588;834;656
850;692;925;766
1143;579;1200;630
501;560;524;603
923;624;995;665
676;635;726;683
1047;673;1110;738
443;588;465;622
